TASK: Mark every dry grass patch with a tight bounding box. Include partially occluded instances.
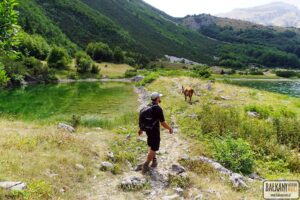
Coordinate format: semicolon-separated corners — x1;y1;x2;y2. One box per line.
0;120;114;199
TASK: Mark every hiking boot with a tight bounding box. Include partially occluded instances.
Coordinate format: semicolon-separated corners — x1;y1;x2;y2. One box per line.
150;158;158;168
142;162;150;174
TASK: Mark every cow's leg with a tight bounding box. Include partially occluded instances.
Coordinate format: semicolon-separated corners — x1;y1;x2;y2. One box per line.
185;95;187;101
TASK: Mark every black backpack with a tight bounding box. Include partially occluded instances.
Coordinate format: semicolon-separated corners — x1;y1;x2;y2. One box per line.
139;104;159;131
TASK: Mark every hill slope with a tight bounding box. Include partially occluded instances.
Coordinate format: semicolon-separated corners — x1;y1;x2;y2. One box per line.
218;2;300;28
18;0;218;63
180;14;300;68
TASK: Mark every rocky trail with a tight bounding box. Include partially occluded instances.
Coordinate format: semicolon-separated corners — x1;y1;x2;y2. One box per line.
82;86;259;200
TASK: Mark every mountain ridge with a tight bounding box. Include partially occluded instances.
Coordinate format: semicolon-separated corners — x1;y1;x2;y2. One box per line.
217;1;300;28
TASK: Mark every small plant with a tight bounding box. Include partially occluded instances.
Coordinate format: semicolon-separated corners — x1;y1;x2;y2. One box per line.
168;173;191;188
71;115;81;128
179;159;215;175
214;136;255;175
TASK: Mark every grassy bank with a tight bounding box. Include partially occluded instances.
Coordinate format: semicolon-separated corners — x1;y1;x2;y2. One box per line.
147;77;300;179
0;82;137;125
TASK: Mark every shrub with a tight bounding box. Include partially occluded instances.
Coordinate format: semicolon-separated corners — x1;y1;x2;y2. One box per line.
75;51;94;73
25;58;57;83
136;72;159;86
113;46;124;63
90;64;100;74
276;70;299;78
47;46;70;69
244;104;273;119
86;42;113;62
124;69;138;78
0;62;9;87
193;65;212;78
214;136;255;174
18;33;50;60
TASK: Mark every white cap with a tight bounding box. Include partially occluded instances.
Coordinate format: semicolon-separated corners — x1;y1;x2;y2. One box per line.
151;92;163;100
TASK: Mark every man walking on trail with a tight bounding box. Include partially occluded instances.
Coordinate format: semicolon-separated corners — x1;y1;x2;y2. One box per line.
138;92;173;174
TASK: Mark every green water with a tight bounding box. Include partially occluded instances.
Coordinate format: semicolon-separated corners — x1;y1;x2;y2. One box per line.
0;82;137;123
229;80;300;98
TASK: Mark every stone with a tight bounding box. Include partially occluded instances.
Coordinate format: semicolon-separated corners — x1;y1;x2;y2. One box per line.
186;114;198;119
126;133;131;140
173;187;184;195
194;194;204;200
162;194;180;200
220;96;230;100
131;75;144;82
0;181;26;191
230;173;249;189
120;176;146;191
247;111;260;118
107;151;116;162
58;123;75;132
75;164;85;170
171;164;186;174
249;172;265;181
100;162;114;171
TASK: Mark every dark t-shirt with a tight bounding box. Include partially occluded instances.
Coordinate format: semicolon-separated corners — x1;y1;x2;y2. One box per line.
148;102;165;136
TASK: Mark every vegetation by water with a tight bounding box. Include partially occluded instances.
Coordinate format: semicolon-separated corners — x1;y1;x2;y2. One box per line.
229;80;300;97
0;82;137;126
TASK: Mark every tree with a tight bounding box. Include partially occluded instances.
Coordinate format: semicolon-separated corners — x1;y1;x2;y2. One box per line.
0;0;20;87
86;42;113;62
75;51;93;73
0;0;20;54
47;46;70;69
113;46;124;63
18;32;50;60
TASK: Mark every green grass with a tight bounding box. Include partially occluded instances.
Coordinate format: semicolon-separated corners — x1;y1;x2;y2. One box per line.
96;62;133;78
0;82;137;125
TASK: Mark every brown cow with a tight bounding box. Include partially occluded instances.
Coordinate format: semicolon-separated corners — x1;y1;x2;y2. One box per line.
182;86;194;102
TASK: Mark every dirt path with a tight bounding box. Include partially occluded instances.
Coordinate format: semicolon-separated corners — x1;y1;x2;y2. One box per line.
82;87;190;200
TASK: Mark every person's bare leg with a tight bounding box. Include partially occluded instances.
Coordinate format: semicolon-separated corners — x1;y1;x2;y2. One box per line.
143;149;155;173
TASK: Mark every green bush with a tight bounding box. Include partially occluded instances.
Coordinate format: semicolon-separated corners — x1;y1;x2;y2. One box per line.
75;51;94;73
136;72;159;86
47;46;70;69
214;136;255;174
276;70;299;78
124;69;138;78
86;42;113;62
193;65;212;78
113;46;124;63
90;64;100;74
0;62;9;87
18;32;50;60
24;57;57;83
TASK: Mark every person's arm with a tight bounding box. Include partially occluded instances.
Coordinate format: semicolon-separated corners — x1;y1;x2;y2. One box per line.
161;121;173;134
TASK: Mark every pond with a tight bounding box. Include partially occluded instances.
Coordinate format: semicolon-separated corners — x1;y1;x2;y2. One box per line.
228;79;300;98
0;82;138;125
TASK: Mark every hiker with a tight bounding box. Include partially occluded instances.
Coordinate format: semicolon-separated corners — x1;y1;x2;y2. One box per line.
138;92;173;173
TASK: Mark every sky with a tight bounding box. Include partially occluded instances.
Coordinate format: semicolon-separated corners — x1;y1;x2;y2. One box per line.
143;0;300;17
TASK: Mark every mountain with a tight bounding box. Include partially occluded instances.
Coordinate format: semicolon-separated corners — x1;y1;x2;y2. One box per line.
217;2;300;28
17;0;218;64
180;14;300;68
16;0;300;69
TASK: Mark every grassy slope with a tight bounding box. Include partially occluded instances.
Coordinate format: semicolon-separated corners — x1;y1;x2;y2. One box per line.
96;62;133;78
147;77;300;177
81;0;218;63
18;0;219;63
18;0;78;54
